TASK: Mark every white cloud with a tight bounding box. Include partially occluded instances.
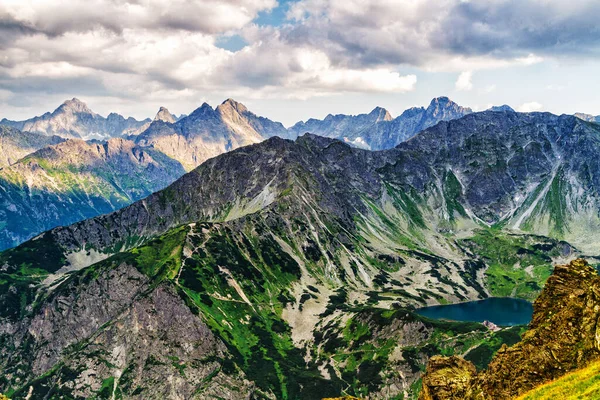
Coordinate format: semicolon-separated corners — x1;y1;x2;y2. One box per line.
518;101;543;112
1;0;277;35
455;71;473;91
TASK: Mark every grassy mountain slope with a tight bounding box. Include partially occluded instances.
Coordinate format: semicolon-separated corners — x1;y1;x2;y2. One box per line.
516;360;600;400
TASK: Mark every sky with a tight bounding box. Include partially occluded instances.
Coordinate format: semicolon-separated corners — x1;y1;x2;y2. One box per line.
1;0;600;126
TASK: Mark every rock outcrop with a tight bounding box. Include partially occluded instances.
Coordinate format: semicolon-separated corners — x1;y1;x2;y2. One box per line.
135;99;290;170
420;259;600;400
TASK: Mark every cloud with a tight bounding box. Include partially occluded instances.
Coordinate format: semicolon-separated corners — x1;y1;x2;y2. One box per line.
1;0;277;35
282;0;600;70
0;0;599;118
518;101;543;112
455;71;473;91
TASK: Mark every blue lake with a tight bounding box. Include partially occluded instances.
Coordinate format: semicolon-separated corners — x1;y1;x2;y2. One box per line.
416;297;533;326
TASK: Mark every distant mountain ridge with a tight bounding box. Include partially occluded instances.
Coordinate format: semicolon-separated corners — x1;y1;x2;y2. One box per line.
0;137;185;250
0;125;64;168
1;98;151;140
574;112;600;123
288;96;473;150
135;98;291;170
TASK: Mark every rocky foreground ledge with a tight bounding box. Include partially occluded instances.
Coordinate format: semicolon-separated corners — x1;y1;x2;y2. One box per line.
420;258;600;400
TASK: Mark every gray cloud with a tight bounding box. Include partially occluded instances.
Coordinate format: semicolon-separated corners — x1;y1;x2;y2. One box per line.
1;0;599;121
283;0;600;69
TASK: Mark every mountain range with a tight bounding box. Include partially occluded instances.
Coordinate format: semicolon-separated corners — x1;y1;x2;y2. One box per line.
0;97;479;251
0;100;292;250
134;99;291;171
1;98;151;140
2;109;600;398
288;96;473;150
0;137;185;250
0;125;64;168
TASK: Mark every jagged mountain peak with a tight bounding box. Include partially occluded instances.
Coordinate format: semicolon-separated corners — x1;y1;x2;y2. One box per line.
218;98;249;114
56;97;93;114
188;102;216;119
426;96;470;111
1;99;150;139
369;106;393;121
154;106;176;123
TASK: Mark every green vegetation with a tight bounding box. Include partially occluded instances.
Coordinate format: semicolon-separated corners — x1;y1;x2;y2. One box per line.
460;229;560;299
0;232;67;320
464;326;526;370
517;360;600;400
314;307;521;399
442;170;467;221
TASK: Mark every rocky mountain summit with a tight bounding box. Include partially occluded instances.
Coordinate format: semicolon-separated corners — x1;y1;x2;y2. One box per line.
135;98;290;170
153;106;176;123
420;258;600;400
1;98;151;139
288;96;472;150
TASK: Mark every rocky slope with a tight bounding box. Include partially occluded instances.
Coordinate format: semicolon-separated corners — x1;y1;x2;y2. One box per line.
288;97;472;150
135;98;290;170
0;138;185;250
1;98;151;140
420;258;600;400
574;112;600;123
0;125;64;168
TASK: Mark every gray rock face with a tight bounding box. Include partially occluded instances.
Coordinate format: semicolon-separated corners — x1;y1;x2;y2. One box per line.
0;125;64;168
1;98;151;140
3;110;600;399
288;96;472;150
15;111;597;267
154;106;176;123
135;98;290;170
574;112;600;123
3;262;253;399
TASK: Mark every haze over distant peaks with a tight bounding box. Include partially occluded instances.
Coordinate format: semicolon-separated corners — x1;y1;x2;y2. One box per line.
0;98;151;140
288;96;473;150
488;104;515;112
